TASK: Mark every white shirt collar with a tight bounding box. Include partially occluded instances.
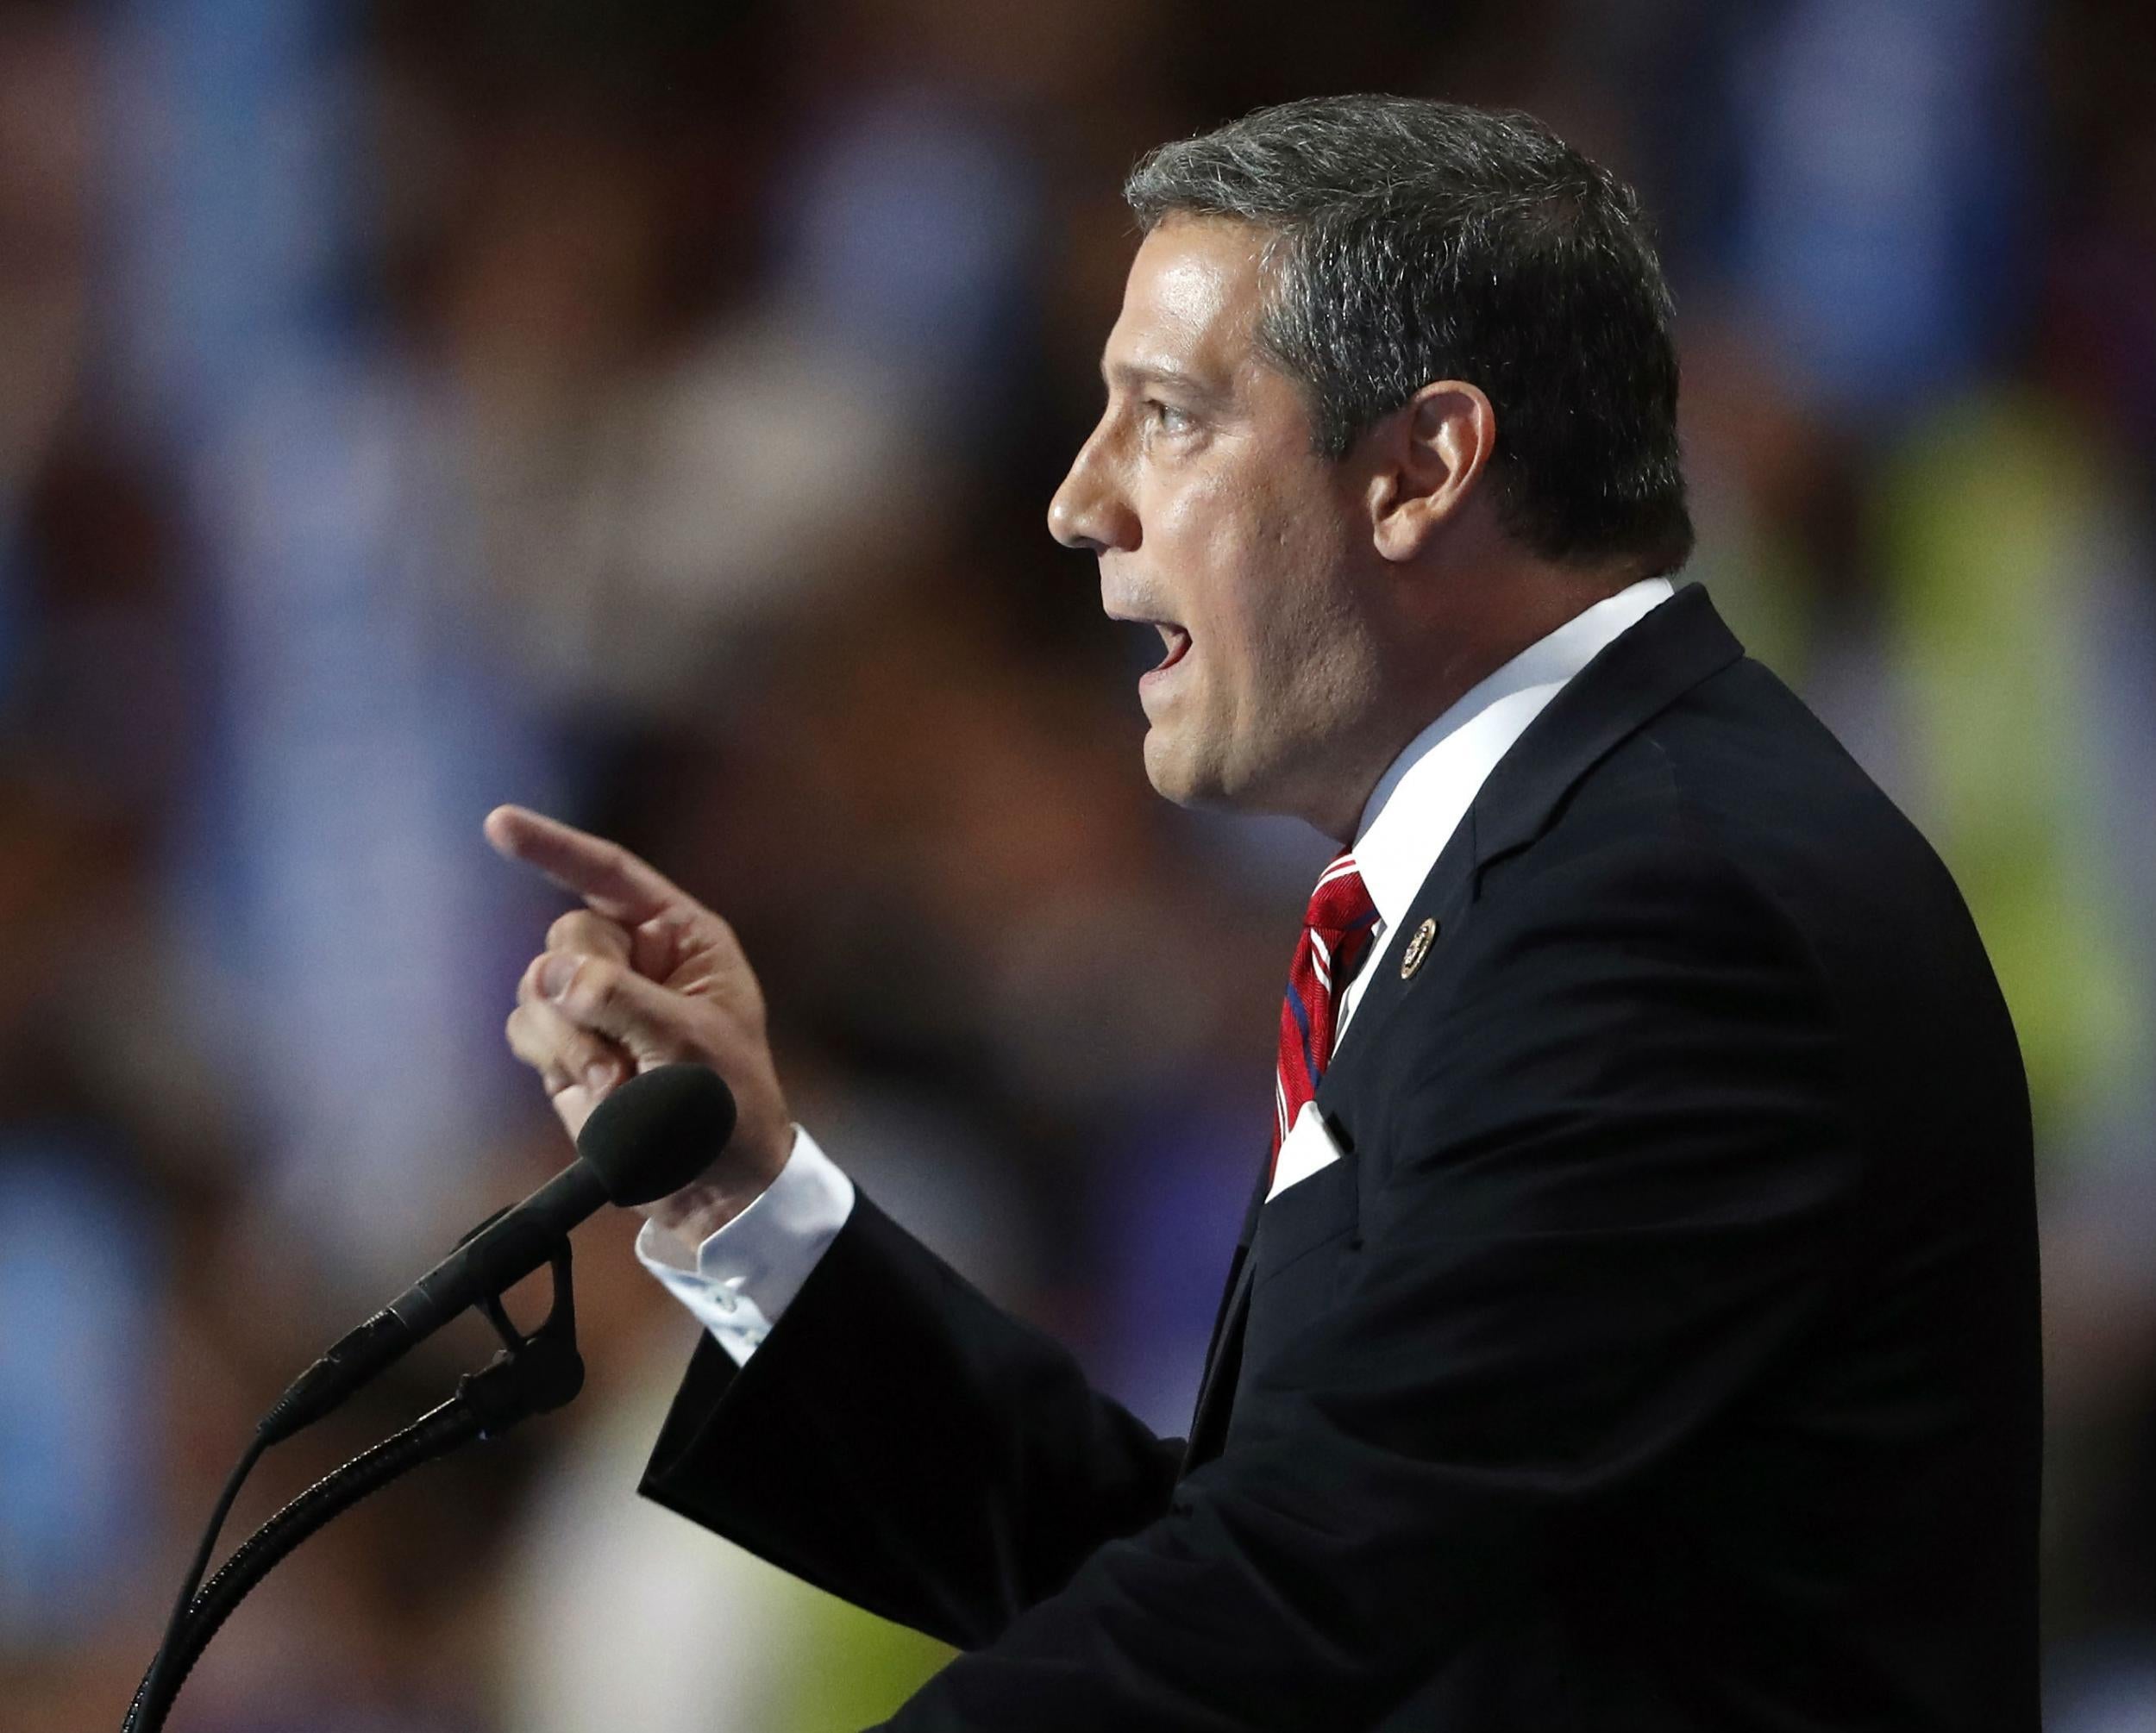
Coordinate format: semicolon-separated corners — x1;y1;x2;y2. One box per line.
1350;577;1677;935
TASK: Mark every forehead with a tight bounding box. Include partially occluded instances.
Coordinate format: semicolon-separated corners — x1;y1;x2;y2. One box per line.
1101;216;1270;385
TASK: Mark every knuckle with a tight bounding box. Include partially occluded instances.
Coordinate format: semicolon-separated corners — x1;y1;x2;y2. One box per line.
505;1005;550;1067
561;955;615;1017
550;909;630;955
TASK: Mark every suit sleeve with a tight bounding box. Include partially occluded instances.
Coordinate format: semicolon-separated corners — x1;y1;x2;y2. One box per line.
637;1181;1186;1650
869;829;1865;1730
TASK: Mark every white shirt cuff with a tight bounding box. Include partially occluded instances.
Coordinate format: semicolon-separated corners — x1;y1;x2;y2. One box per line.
633;1125;856;1366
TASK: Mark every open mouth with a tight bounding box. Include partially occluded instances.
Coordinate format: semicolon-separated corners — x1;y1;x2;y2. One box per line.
1106;604;1191;683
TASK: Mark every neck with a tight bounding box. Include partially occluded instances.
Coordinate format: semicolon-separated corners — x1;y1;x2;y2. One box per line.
1309;558;1647;845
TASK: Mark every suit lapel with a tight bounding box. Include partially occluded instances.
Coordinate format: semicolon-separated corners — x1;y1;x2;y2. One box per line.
1179;584;1745;1474
1465;580;1742;863
1312;808;1481;1109
1179;1135;1276;1470
1324;581;1744;1086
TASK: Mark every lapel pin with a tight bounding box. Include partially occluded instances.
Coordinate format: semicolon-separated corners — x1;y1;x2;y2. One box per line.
1400;917;1438;979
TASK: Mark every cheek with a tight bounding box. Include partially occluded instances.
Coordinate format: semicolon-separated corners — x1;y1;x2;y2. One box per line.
1138;470;1247;635
1209;484;1348;650
1141;448;1349;677
1144;463;1239;563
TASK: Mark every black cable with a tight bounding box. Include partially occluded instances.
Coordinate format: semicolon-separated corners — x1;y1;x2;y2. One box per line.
122;1426;269;1733
125;1395;482;1726
121;1236;584;1732
121;1247;583;1733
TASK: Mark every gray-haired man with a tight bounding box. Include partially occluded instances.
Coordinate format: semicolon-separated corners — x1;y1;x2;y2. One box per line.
498;96;2040;1730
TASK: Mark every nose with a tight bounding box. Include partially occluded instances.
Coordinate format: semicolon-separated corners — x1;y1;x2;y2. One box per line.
1047;422;1139;554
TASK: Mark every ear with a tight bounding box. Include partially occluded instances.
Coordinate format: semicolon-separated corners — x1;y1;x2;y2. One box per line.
1363;380;1497;564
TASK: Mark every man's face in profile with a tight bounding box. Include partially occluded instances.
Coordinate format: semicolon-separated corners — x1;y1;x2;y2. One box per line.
1049;216;1385;823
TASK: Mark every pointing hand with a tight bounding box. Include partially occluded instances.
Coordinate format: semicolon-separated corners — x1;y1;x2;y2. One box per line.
488;804;793;1235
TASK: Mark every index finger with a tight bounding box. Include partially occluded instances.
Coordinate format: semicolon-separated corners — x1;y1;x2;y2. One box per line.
485;804;688;926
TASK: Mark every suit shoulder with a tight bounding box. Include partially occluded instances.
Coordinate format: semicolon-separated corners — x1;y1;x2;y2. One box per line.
1532;652;1965;924
1520;654;2028;1166
1470;654;1941;1012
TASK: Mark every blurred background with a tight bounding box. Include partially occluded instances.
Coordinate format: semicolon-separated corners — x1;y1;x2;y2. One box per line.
3;0;2153;1726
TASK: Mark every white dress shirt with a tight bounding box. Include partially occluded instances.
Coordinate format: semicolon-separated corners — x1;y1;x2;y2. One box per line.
636;577;1677;1363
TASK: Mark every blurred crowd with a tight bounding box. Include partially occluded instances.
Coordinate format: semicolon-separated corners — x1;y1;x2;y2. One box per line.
2;0;2153;1727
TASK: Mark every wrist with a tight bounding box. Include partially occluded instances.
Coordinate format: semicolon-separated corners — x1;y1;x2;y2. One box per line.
638;1122;795;1242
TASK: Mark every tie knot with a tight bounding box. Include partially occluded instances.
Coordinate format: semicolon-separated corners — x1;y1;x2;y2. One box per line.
1304;854;1378;948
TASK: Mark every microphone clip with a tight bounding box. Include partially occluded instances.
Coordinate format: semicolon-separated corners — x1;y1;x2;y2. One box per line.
455;1223;585;1439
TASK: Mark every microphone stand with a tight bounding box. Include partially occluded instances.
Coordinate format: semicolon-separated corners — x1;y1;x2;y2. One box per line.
120;1236;586;1733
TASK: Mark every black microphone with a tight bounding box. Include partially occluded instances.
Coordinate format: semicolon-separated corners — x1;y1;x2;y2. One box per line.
260;1064;736;1444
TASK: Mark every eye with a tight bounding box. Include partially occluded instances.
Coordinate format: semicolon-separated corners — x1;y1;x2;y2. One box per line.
1145;398;1194;435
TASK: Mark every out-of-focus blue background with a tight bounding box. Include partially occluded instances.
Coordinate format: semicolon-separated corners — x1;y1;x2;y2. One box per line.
3;0;2152;1726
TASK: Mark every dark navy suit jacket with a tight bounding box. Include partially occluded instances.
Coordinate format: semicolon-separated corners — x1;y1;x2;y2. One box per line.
640;582;2043;1730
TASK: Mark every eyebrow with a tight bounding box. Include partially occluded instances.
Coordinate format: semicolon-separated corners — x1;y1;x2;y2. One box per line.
1100;359;1224;401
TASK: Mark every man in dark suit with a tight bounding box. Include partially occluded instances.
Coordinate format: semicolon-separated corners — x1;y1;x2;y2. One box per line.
492;97;2041;1729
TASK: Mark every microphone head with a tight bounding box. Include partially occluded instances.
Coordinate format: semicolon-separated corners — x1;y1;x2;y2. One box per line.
575;1064;737;1207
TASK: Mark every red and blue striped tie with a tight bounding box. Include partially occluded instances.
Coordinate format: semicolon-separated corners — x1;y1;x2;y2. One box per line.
1270;854;1381;1188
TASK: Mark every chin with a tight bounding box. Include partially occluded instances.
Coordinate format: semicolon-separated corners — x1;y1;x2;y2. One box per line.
1140;729;1210;809
1150;731;1338;834
1144;728;1263;815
